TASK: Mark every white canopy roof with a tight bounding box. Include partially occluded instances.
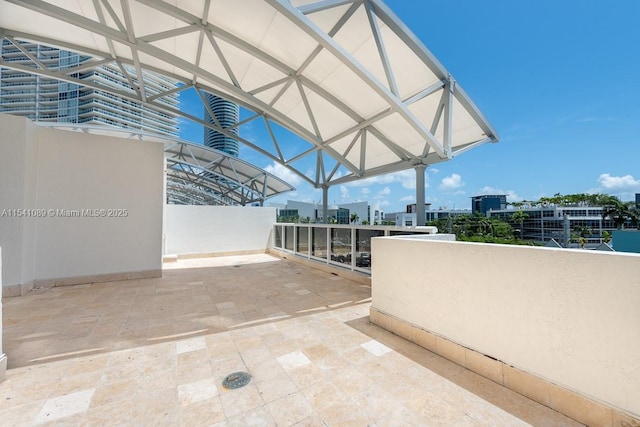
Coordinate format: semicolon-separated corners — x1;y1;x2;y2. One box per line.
0;0;498;188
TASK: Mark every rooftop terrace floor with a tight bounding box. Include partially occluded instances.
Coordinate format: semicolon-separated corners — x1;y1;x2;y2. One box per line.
1;254;582;426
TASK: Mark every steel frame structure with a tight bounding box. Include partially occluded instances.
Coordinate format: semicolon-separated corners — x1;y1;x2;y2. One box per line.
0;0;498;218
164;139;293;206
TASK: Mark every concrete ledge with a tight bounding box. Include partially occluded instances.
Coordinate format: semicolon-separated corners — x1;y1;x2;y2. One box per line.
162;254;178;263
0;354;6;383
268;249;371;286
2;281;35;298
32;269;162;288
370;307;640;427
167;249;266;260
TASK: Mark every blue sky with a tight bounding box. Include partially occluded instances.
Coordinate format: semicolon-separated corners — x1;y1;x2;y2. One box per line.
180;0;640;213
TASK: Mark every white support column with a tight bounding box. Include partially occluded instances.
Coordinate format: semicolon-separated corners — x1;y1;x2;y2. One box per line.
443;75;455;159
322;185;329;224
415;165;426;226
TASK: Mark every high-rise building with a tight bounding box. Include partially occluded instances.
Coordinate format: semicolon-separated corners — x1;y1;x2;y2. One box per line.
204;93;239;156
0;40;179;136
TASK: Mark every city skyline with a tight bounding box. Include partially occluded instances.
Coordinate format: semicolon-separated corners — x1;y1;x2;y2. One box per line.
178;0;640;213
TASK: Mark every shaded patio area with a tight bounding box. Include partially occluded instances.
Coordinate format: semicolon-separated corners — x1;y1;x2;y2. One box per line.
1;254;581;426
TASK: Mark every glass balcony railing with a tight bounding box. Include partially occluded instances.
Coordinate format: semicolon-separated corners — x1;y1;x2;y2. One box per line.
272;223;438;274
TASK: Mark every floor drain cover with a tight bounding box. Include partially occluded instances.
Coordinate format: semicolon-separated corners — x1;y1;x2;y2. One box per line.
222;371;252;389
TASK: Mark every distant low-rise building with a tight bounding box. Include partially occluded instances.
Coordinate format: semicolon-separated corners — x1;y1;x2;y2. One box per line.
277;200;370;224
488;205;619;248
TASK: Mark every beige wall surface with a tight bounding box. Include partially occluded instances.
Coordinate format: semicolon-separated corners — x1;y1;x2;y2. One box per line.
164;205;276;256
33;126;164;280
0;247;5;382
372;237;640;417
0;114;164;291
0;115;35;288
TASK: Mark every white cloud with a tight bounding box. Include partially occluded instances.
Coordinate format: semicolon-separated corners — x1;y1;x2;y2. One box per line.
587;173;640;202
439;173;464;191
478;186;521;202
375;187;391;198
345;169;422;190
598;173;640;191
361;188;370;195
400;195;415;202
340;185;350;200
264;162;303;186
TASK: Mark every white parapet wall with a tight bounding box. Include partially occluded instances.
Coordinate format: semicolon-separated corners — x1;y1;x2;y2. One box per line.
0;114;164;295
0;247;6;382
164;204;276;257
371;236;640;424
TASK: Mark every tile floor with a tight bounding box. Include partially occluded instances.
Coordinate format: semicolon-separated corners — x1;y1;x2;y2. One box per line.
1;254;583;426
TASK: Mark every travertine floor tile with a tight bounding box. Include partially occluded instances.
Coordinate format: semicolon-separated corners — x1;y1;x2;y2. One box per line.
34;388;95;424
1;254;583;426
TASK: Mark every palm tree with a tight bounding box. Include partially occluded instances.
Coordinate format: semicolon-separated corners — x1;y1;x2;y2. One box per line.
350;213;359;224
510;210;529;239
602;196;639;229
572;226;593;249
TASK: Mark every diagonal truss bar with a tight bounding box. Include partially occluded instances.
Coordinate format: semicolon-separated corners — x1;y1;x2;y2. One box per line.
147;84;191;103
92;0;119;60
364;0;398;96
296;78;322;139
140;25;200;43
204;31;240;88
268;0;448;159
370;0;499;142
97;0;126;33
5;36;47;69
119;0;147;101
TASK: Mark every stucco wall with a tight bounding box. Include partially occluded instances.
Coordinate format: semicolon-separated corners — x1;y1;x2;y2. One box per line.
0;114;164;293
0;247;5;382
0;115;36;290
164;205;276;256
32;126;164;280
371;237;640;417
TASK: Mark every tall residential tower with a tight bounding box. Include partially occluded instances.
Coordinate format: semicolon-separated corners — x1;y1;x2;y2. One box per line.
0;40;179;136
203;93;239;156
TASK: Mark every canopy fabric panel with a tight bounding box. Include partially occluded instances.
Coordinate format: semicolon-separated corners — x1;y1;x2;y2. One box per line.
0;0;498;188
